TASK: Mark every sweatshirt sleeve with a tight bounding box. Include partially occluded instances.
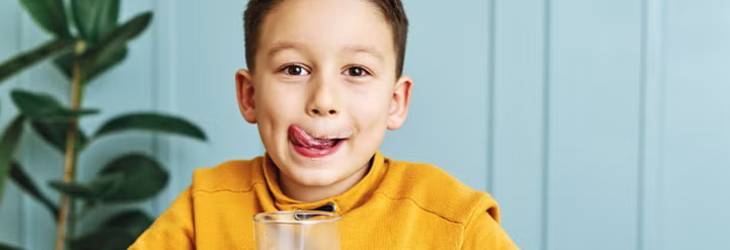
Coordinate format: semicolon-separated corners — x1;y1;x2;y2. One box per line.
128;186;195;250
460;200;519;250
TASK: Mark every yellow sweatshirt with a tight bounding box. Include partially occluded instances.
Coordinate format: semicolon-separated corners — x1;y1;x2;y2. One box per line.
129;151;518;249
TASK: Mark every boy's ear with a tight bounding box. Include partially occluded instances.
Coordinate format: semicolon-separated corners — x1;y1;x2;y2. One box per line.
235;69;257;124
387;75;413;130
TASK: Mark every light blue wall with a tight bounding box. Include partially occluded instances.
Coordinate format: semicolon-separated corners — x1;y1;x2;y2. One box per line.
1;0;729;249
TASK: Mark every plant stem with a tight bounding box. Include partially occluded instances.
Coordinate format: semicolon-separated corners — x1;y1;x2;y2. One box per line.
54;41;85;250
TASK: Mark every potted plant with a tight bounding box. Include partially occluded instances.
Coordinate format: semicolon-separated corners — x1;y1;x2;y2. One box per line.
0;1;206;249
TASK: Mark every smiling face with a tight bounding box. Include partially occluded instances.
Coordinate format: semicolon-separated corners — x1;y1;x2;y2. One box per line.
236;0;413;201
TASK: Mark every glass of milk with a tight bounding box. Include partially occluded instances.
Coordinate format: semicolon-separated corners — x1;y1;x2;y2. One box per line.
254;210;340;250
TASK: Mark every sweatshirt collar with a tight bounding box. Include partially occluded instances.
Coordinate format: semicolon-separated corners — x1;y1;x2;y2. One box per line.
259;151;386;215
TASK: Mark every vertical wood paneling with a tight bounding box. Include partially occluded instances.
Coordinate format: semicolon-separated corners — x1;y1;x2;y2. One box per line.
152;0;180;214
73;0;158;233
0;1;23;247
383;0;490;191
640;0;665;249
18;5;68;249
660;0;730;249
5;2;159;249
541;2;552;249
491;0;546;249
163;1;263;201
546;0;643;249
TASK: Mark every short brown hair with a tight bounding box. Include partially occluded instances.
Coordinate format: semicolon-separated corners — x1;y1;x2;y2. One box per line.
243;0;409;77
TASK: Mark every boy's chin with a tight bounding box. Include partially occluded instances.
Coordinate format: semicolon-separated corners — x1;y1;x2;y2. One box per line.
282;165;349;187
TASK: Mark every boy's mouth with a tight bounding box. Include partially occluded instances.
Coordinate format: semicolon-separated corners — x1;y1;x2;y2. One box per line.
287;125;349;158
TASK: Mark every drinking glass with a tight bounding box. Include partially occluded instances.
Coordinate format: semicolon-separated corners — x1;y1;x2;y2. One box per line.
254;210;341;250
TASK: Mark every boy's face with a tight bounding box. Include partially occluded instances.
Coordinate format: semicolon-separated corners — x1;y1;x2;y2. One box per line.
236;0;412;192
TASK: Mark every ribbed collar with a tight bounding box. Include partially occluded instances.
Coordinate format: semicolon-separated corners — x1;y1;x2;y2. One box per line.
256;151;386;215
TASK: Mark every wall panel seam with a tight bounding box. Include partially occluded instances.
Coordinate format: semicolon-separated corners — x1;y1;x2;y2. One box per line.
637;0;649;249
540;0;552;249
16;4;27;248
486;0;497;194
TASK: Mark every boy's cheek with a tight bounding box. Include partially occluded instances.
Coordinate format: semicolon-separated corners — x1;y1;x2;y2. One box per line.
258;94;304;124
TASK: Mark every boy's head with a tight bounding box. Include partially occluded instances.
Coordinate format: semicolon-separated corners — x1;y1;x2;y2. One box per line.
235;0;413;201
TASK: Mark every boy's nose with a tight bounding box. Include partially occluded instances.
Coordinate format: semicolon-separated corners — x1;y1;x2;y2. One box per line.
307;77;340;117
310;107;337;116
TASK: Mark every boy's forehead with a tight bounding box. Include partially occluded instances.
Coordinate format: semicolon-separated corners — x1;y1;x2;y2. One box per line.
257;0;395;62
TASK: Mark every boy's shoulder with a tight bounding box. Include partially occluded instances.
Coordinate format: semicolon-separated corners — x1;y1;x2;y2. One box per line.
377;157;501;225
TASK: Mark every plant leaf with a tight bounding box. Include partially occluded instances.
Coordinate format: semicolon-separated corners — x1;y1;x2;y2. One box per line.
67;211;151;249
68;228;135;250
10;89;99;121
52;53;72;79
18;0;71;37
53;11;146;85
94;113;206;141
71;0;120;43
51;153;169;203
87;172;126;199
49;173;124;201
9;161;59;219
77;12;152;76
82;46;127;81
53;46;127;83
48;181;95;199
0;38;74;84
31;120;89;153
0;241;22;250
97;153;168;202
102;209;153;236
0;115;24;203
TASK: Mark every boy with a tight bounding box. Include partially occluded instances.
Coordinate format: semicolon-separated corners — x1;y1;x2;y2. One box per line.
130;0;517;249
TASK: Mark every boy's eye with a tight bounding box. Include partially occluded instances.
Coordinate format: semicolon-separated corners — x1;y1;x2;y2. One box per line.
282;65;310;76
344;66;371;77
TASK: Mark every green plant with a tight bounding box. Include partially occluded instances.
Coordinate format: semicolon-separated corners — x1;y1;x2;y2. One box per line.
0;1;206;249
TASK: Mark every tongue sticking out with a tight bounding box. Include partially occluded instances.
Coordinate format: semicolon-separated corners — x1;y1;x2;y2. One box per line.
288;125;339;149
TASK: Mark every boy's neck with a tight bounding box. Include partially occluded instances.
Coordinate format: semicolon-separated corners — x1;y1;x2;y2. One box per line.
278;161;372;202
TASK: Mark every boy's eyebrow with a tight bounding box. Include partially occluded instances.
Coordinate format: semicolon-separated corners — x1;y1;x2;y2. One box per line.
266;41;385;62
341;44;385;61
266;41;301;57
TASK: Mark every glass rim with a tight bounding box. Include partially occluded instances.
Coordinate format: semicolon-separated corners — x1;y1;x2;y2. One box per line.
254;210;341;225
